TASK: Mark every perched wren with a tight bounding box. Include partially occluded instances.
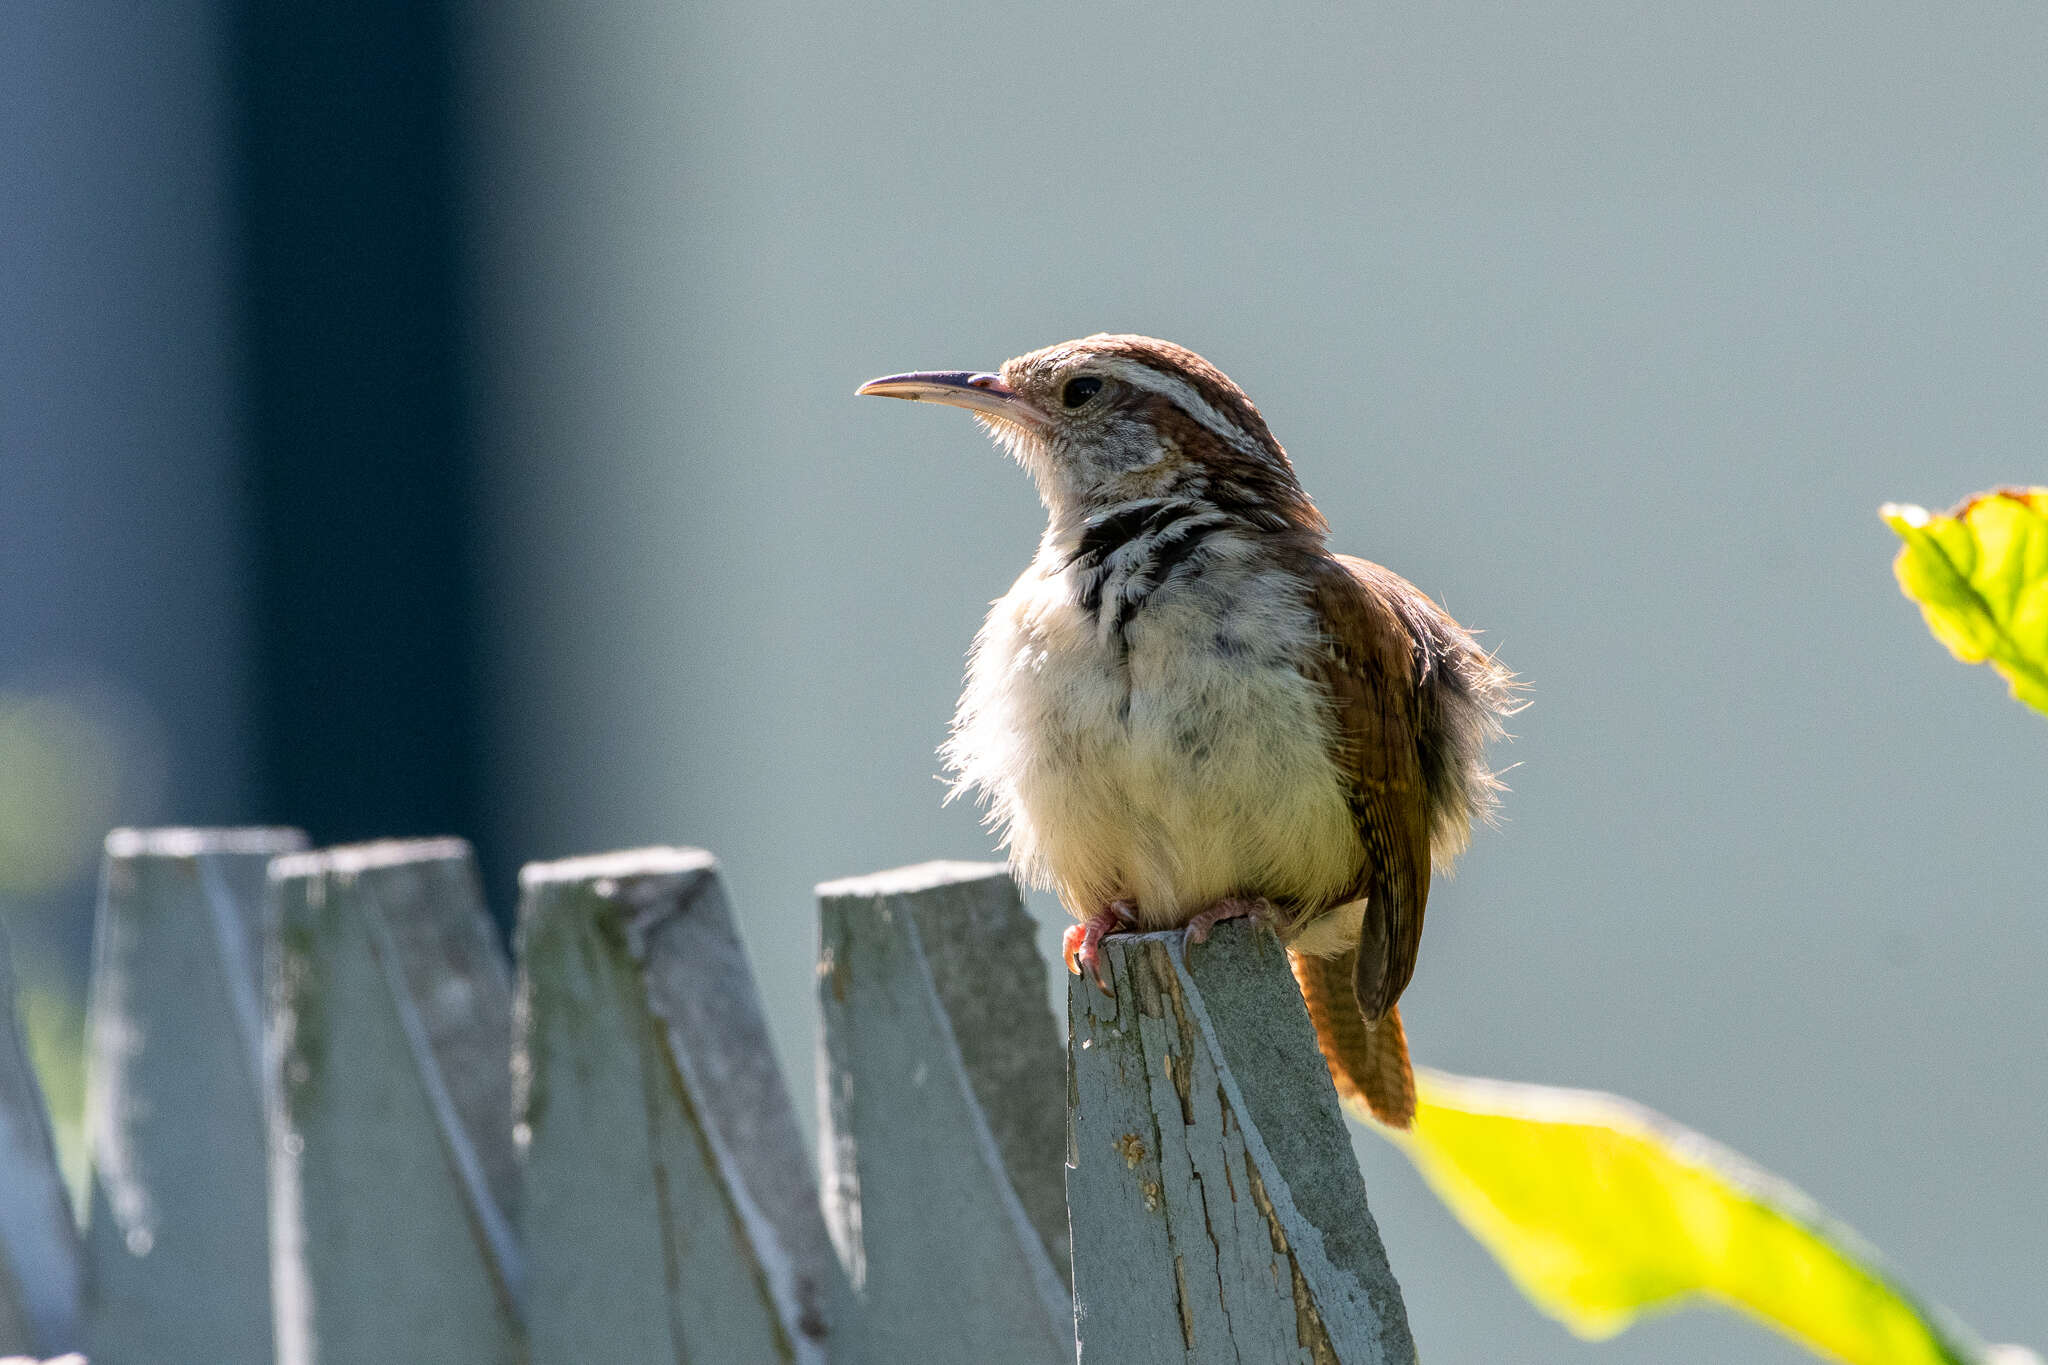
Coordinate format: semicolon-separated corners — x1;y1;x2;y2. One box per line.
858;335;1518;1127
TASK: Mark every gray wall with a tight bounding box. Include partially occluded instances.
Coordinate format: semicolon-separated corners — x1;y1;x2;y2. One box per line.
463;4;2048;1359
1;2;249;965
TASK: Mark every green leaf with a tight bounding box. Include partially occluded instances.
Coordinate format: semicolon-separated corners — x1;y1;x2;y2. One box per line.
19;978;89;1217
1881;488;2048;717
1375;1069;2032;1365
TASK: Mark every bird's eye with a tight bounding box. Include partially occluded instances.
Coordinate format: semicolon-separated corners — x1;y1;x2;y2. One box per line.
1061;376;1104;408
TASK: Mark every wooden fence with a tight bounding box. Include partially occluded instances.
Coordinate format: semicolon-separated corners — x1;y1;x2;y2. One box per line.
0;830;1413;1363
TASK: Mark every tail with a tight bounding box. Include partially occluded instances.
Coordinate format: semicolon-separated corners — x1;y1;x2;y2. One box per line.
1289;947;1416;1128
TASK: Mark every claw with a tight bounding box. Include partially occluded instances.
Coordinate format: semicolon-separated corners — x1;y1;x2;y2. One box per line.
1181;896;1278;949
1063;900;1137;995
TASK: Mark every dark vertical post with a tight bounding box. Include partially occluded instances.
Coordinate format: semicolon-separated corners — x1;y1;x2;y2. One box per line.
229;0;489;897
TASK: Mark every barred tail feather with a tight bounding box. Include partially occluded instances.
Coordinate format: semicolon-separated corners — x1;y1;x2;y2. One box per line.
1291;947;1416;1128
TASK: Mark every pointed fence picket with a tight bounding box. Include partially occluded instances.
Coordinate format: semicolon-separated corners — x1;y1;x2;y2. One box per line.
83;827;306;1365
515;848;855;1365
816;862;1073;1364
0;918;78;1357
1067;926;1414;1364
0;830;1409;1364
265;839;523;1365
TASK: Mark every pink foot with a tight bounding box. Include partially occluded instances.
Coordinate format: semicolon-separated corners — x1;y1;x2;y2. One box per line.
1181;896;1280;949
1062;900;1138;995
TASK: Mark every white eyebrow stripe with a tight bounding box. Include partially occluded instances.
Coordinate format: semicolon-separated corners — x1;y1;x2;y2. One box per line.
1094;357;1262;455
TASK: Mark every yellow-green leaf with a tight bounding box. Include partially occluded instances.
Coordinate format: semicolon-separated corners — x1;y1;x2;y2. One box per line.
1881;488;2048;717
1375;1070;2016;1365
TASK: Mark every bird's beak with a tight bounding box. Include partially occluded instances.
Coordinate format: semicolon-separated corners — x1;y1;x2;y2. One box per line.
855;370;1049;431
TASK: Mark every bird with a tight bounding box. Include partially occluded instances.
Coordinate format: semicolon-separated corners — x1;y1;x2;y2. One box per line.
856;334;1519;1127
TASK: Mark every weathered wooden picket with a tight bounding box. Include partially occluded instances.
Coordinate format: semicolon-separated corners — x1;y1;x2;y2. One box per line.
0;830;1412;1363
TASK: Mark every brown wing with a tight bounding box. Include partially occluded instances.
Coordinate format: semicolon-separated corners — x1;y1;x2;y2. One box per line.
1302;553;1434;1023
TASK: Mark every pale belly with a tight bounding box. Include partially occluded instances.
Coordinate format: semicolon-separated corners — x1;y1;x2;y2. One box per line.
946;558;1365;932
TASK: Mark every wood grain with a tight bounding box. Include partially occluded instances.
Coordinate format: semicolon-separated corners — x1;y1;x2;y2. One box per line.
266;838;522;1365
816;861;1071;1365
1067;923;1414;1364
518;847;853;1365
84;826;305;1365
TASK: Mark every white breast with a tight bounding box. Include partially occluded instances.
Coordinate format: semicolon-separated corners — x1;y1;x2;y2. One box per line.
944;537;1364;930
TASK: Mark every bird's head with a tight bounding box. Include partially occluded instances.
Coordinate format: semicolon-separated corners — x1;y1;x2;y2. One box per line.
859;334;1326;539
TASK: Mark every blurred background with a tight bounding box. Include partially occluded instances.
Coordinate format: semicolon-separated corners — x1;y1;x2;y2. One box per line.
5;2;2044;1358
